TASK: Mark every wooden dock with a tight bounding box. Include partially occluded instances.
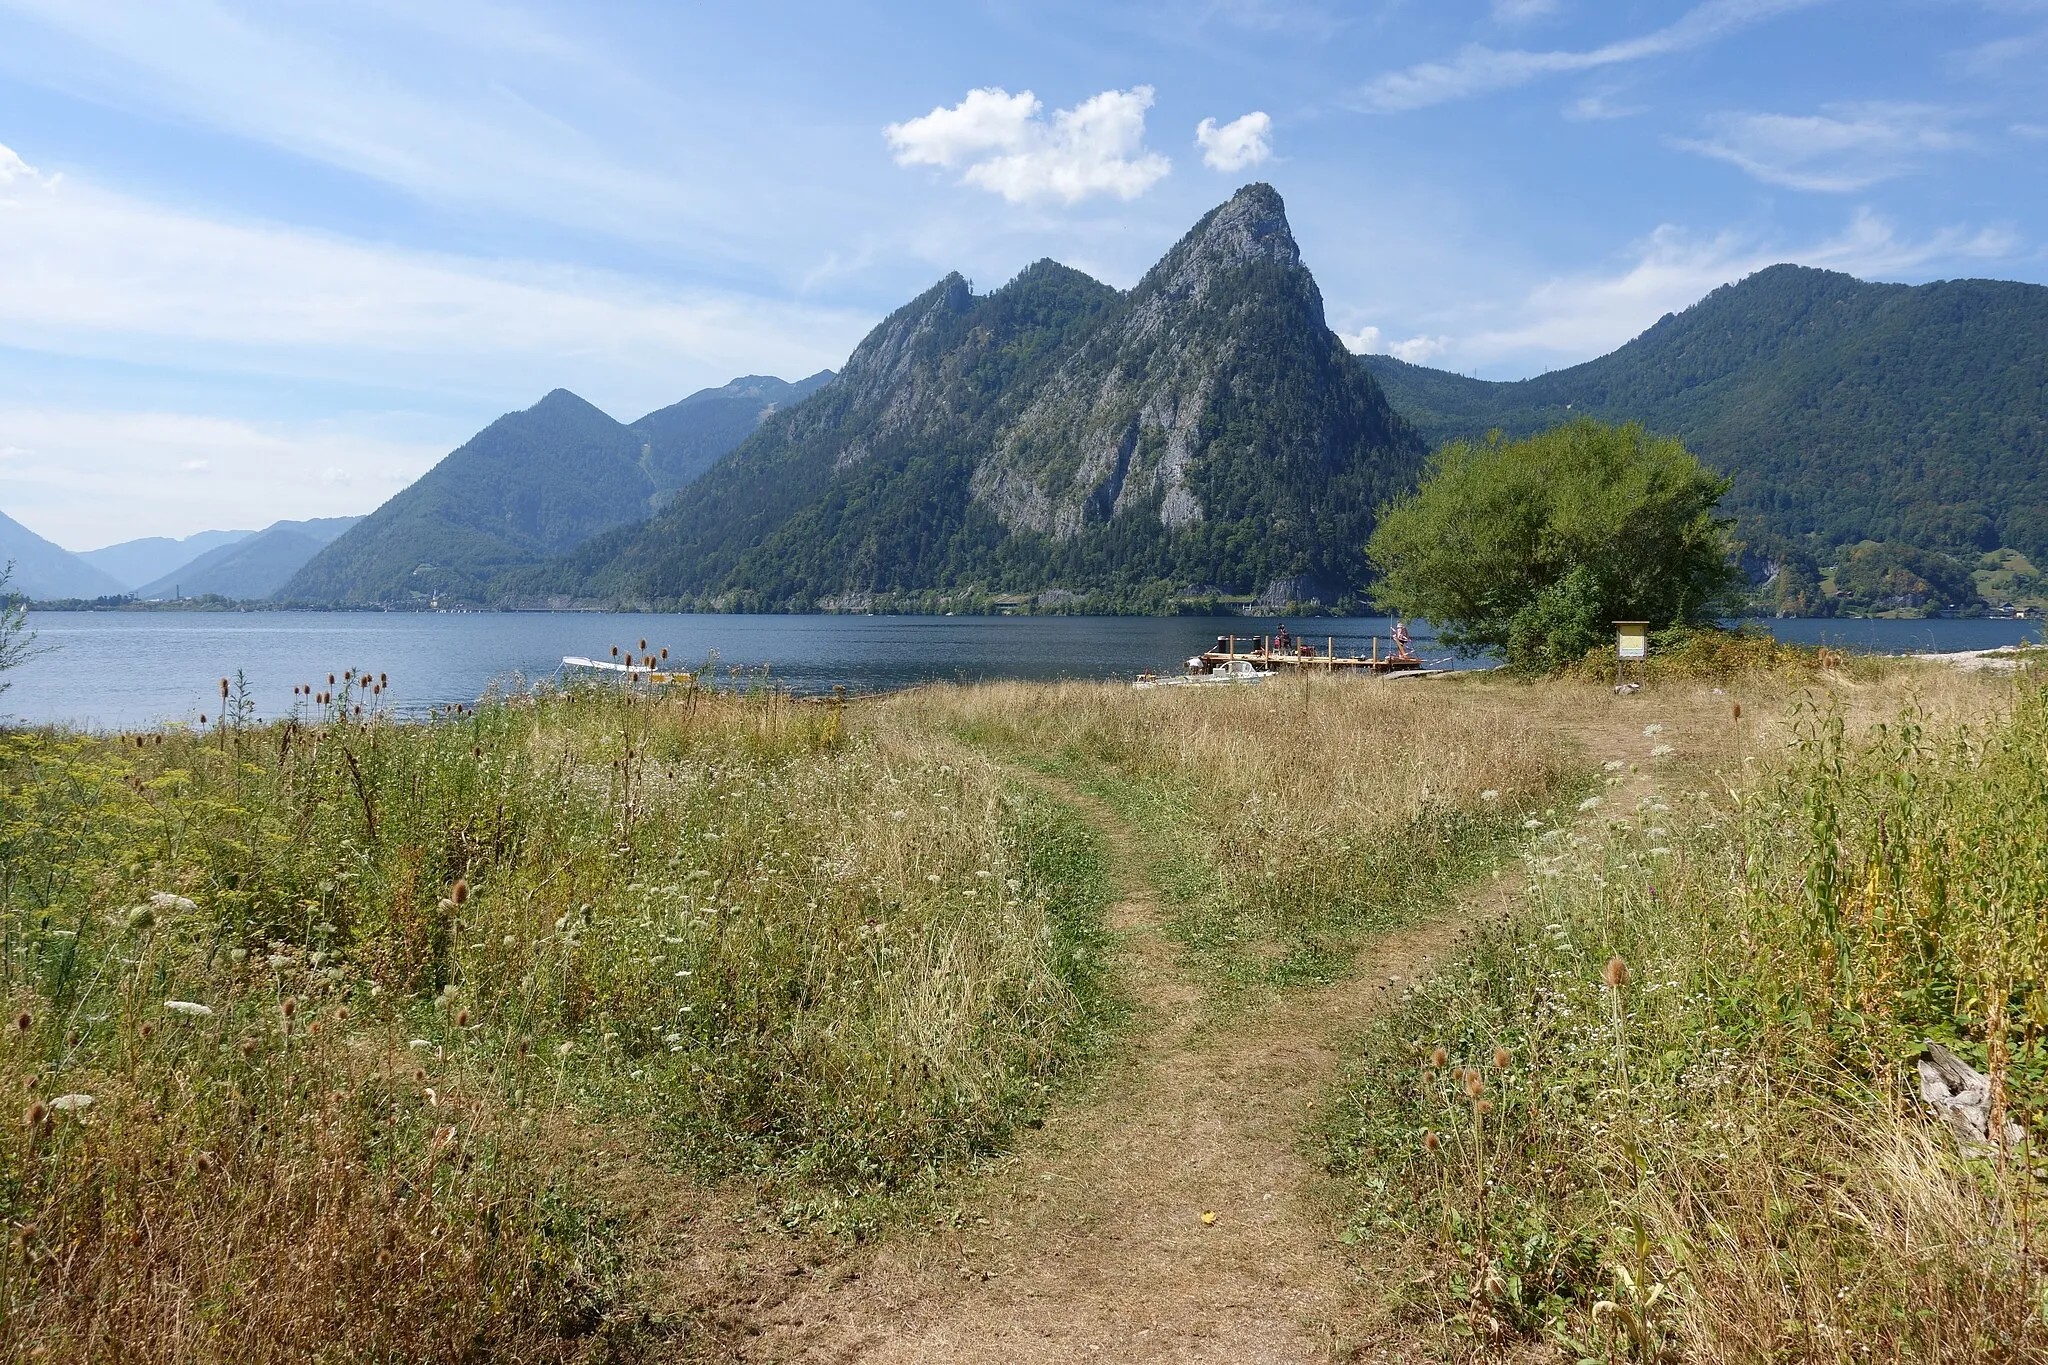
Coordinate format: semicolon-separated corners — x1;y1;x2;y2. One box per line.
1195;632;1422;674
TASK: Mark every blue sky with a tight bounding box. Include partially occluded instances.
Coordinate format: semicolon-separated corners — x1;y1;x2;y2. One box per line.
1;0;2042;548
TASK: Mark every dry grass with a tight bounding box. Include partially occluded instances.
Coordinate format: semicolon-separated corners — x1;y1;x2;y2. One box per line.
894;674;1585;989
1326;664;2047;1360
0;680;1115;1362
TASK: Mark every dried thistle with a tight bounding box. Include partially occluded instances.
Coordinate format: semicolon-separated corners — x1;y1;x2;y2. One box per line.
1493;1046;1512;1069
1603;956;1630;989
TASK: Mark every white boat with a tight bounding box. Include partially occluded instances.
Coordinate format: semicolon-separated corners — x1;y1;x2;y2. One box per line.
1133;658;1274;689
561;656;693;684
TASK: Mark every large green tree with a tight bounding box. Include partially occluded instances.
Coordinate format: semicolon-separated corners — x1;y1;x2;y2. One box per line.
1367;418;1739;673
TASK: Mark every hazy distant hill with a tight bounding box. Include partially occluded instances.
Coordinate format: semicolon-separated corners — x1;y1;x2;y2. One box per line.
82;529;252;591
0;510;124;600
1363;265;2048;567
282;373;832;605
544;184;1426;611
136;517;360;600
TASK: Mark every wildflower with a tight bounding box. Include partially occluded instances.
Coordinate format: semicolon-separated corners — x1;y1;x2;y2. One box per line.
1603;956;1630;989
408;1039;433;1050
150;892;199;914
165;1001;213;1018
557;1041;574;1057
47;1094;92;1113
1577;796;1603;812
228;948;247;964
1479;789;1500;801
1650;744;1674;758
1523;818;1543;830
1602;760;1625;772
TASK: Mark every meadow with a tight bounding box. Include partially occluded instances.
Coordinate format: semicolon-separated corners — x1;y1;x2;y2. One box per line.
3;656;2041;1362
1327;665;2048;1359
0;676;1115;1361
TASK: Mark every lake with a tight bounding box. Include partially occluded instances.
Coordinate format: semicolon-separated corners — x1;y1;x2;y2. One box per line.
4;610;2041;732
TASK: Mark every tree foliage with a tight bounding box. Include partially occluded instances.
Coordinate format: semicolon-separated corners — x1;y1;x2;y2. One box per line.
1366;418;1740;673
0;563;40;697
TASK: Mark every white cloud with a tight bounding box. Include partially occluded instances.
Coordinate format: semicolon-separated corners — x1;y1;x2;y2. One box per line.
1356;0;1823;112
0;143;35;183
0;141;868;416
0;407;448;547
1336;325;1447;363
1564;89;1646;121
2011;122;2048;139
1195;112;1274;171
1493;0;1562;20
886;87;1172;204
1678;103;1964;191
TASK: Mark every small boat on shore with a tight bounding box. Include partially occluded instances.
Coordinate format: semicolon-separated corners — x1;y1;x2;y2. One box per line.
1133;658;1274;689
562;649;692;685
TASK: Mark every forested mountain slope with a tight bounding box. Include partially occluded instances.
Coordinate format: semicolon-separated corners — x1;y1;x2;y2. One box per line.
1364;266;2048;566
282;373;833;605
545;184;1427;611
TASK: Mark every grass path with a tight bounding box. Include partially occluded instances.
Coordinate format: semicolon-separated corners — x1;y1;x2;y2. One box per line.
723;765;1530;1363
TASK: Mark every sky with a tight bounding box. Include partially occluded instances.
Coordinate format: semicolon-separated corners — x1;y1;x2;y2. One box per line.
1;0;2042;550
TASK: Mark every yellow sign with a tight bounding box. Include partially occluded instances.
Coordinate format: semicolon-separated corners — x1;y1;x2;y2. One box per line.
1615;621;1649;660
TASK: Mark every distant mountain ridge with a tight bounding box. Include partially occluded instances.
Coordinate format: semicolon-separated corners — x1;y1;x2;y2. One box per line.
283;372;831;605
0;510;125;600
83;530;253;591
136;517;362;600
1362;265;2048;569
538;184;1426;611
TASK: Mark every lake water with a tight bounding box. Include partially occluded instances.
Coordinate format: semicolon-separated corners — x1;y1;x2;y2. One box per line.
4;610;2041;732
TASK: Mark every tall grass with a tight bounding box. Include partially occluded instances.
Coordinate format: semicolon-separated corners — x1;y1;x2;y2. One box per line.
1327;676;2048;1359
899;676;1582;990
0;679;1113;1361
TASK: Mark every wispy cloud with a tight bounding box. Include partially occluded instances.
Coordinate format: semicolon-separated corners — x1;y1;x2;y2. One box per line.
0;0;742;249
1492;0;1562;22
1678;103;1965;191
1355;0;1824;112
0;140;870;416
886;87;1171;205
1419;209;2019;370
1195;112;1273;171
0;406;446;547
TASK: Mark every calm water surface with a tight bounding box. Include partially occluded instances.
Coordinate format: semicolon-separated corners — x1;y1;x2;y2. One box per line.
5;611;2040;731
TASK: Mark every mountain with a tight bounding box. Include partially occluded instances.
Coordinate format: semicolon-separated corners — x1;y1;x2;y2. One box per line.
283;373;833;605
0;510;125;600
1362;266;2048;573
544;184;1426;612
82;529;253;591
136;517;361;600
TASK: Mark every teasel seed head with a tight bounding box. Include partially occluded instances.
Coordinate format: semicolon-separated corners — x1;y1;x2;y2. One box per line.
451;879;469;906
1474;1097;1494;1116
1464;1073;1484;1099
1603;956;1630;989
455;1007;471;1029
1423;1130;1440;1154
1493;1046;1512;1069
281;996;298;1020
13;1010;30;1035
24;1100;46;1128
1430;1045;1448;1068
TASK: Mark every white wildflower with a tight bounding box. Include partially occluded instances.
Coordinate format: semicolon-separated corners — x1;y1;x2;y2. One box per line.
1650;744;1675;758
1523;818;1543;830
1602;760;1625;772
1577;796;1603;812
150;892;198;913
1480;789;1500;802
48;1094;93;1112
164;1000;213;1017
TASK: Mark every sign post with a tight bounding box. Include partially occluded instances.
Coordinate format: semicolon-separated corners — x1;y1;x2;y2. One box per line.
1614;621;1649;690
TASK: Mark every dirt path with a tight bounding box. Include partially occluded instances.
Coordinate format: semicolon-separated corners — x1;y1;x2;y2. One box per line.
725;772;1526;1364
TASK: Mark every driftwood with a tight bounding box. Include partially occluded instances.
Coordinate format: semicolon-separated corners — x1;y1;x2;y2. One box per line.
1916;1041;2026;1154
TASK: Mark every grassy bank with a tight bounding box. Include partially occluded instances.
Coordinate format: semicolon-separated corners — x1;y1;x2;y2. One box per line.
899;676;1583;991
0;680;1114;1361
1326;669;2047;1359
